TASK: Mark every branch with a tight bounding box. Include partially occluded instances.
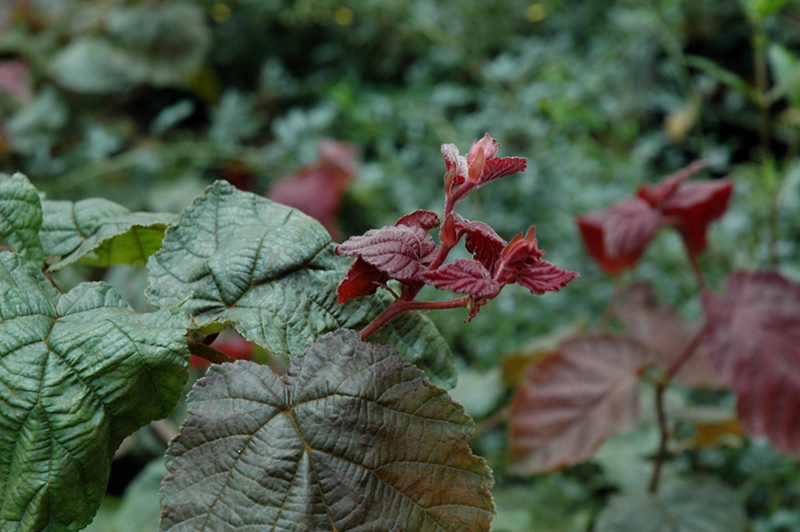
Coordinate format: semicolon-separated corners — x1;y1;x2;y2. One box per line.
360;295;472;339
187;338;236;364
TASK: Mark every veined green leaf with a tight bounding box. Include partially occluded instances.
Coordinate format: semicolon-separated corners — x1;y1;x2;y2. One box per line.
146;180;456;387
40;198;176;271
0;173;44;267
0;252;188;531
160;330;494;532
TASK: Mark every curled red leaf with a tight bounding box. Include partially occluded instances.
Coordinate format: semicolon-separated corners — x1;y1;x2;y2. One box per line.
395;210;441;232
335;225;438;282
336;256;387;303
662;180;733;256
456;216;506;274
422;258;502;298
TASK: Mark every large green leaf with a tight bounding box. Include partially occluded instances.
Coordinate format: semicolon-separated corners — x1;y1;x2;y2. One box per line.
0;173;44;267
595;476;746;532
0;252;189;531
146;180;456;387
160;330;494;532
40;198;176;271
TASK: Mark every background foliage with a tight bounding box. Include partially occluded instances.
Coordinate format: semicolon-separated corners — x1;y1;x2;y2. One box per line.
2;0;800;530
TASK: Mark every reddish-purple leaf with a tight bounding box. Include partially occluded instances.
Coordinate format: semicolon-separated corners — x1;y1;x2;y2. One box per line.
638;160;711;206
703;271;800;455
514;259;579;296
336;256;387;303
396;210;441;232
467;133;500;167
456;217;506;273
335;225;437;281
441;143;468;185
423;258;502;298
479;157;527;185
510;335;650;473
662;179;733;256
617;283;724;388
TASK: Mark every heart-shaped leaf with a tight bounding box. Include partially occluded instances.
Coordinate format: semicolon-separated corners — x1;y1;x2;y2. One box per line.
510;335;650;473
703;271;800;455
146;181;456;387
595;475;745;532
40;198;176;271
160;330;494;532
0;172;44;267
0;252;188;530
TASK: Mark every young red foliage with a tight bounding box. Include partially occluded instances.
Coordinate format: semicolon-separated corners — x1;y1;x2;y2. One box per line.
336;225;438;282
423;258;501;298
703;271;800;455
577;161;732;275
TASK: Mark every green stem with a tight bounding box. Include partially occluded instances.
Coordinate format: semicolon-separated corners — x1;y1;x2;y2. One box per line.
187;338;236;364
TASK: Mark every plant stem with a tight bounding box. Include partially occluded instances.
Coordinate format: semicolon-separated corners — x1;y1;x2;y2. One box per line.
648;326;707;493
187;338;236;364
360;295;472;339
687;250;708;294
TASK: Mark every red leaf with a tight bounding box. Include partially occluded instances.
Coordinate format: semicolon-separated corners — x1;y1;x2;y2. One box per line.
441;143;468;185
479;157;527;185
396;210;441;232
456;216;506;274
638;160;711;206
617;283;724;388
336;256;387;303
510;335;650;473
514;259;579;296
335;225;438;281
577;198;661;275
662;179;733;256
268;140;358;241
422;258;502;298
703;271;800;455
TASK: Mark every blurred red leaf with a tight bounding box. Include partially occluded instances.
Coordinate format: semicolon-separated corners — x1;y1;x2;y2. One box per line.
703;271;800;455
335;225;437;282
423;258;501;298
617;283;724;388
0;60;32;102
510;335;650;473
190;332;253;369
268;140;358;241
662;180;733;256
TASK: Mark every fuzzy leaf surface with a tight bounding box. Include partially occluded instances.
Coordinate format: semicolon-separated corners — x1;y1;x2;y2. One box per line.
146;181;456;386
0;252;188;531
40;198;176;271
160;330;494;532
595;476;745;532
510;335;650;473
703;271;800;454
336;225;437;281
0;172;44;267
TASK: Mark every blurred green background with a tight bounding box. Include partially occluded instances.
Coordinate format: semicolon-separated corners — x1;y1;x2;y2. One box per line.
2;0;800;530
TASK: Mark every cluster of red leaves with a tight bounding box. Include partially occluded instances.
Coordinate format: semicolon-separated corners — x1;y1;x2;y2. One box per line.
577;161;733;274
336;134;578;320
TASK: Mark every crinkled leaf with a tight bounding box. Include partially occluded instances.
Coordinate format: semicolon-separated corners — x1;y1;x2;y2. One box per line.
0;172;44;267
457;217;505;274
336;225;438;281
396;209;441;232
146;181;456;386
336;256;385;303
423;258;501;298
479;156;527;185
510;335;650;473
40;198;176;271
617;282;723;388
703;271;800;455
662;179;733;256
514;259;579;296
0;252;188;531
595;475;745;532
160;330;494;532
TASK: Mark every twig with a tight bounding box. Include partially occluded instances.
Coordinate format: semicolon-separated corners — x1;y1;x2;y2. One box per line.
360;295;472;339
187;338;236;364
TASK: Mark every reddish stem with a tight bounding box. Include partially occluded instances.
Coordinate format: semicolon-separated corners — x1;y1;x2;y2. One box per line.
360;295;472;339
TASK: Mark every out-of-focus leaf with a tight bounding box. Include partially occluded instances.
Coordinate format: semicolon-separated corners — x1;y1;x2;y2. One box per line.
40;198;176;271
146;181;456;387
0;172;44;267
686;55;757;102
0;252;188;530
113;459;167;532
0;60;31;102
509;335;650;473
491;478;592;532
742;0;793;21
159;330;494;532
662;179;733;256
617;282;724;388
768;43;800;108
49;38;138;94
595;476;746;532
703;271;800;455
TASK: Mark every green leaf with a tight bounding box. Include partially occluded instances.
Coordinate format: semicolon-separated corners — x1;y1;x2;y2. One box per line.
159;330;494;532
768;43;800;108
113;459;167;532
0;252;188;531
40;198;176;271
146;181;456;387
0;172;44;267
685;55;757;102
741;0;793;21
49;38;139;94
595;476;746;532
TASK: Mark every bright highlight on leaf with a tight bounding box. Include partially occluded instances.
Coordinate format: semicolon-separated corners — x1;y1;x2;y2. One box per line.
509;335;650;473
703;271;800;455
160;330;494;532
0;252;188;530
